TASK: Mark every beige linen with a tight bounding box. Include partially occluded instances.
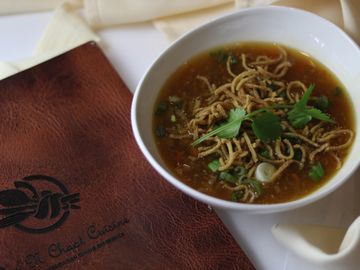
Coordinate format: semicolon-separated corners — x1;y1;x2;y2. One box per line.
153;3;235;41
0;1;98;80
34;1;99;55
341;0;360;44
0;0;64;15
0;0;356;42
84;0;232;27
154;0;343;41
272;217;360;270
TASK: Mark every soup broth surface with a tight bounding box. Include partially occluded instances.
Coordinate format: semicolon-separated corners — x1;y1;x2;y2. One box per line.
153;42;355;204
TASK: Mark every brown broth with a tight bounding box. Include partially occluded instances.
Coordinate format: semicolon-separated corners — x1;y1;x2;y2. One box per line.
153;42;355;204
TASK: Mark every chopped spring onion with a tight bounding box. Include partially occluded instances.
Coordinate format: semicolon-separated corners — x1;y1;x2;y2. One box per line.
231;190;244;202
208;159;221;172
155;101;168;115
243;179;263;195
170;114;177;122
233;166;247;176
260;149;271;159
219;171;238;184
309;163;324;181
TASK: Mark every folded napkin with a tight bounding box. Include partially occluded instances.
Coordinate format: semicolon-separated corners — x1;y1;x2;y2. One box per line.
1;1;360;269
272;217;360;270
0;1;98;80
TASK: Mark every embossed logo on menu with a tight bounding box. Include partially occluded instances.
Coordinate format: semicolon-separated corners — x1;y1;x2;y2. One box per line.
0;175;80;234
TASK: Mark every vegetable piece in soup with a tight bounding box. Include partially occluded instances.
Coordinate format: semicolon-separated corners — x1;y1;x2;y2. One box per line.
153;42;355;204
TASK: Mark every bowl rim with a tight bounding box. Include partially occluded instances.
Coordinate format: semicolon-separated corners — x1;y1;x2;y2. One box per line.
131;5;360;212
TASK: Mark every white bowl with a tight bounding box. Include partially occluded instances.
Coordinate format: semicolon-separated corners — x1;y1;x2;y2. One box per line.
131;6;360;213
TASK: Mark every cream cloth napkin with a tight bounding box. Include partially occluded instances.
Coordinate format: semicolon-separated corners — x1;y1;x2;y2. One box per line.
272;217;360;270
0;1;99;80
1;1;360;269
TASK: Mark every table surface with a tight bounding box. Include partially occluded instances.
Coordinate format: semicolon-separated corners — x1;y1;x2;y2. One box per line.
1;10;360;270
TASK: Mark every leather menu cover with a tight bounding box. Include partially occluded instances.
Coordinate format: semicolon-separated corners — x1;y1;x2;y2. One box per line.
0;42;254;270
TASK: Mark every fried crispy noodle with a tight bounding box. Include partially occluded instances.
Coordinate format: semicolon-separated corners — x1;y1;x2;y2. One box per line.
223;183;256;203
197;75;215;92
286;81;307;103
165;46;354;203
227;56;237;77
294;144;306;167
197;137;221;157
309;143;329;163
231;70;258;93
219;140;237;171
241;53;252;71
283;132;319;147
275;139;294;160
243;132;258;163
330;152;342;170
269;160;298;182
317;129;354;151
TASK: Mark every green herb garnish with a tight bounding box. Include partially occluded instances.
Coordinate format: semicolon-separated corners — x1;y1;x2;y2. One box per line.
155;101;168;116
231;190;244;202
260;149;271;159
288;84;334;128
309;163;325;181
192;107;282;145
192;84;335;146
293;149;302;161
208;159;221;172
217;108;246;138
243;179;263;195
233;166;247;176
210;50;237;64
219;171;238;184
252;112;282;143
155;126;166;138
192;108;245;145
170;114;177;123
314;95;329;110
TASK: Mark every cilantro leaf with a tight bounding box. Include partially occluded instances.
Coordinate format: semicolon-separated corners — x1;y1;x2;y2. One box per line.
217;108;246;138
307;108;334;122
192;108;246;145
297;84;315;109
251;112;282;143
309;163;325;181
287;109;312;129
288;84;334;128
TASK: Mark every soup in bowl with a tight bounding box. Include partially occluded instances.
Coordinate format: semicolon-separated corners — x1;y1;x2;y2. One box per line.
131;6;360;213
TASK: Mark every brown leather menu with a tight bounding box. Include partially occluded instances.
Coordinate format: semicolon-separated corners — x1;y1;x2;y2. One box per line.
0;42;255;270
